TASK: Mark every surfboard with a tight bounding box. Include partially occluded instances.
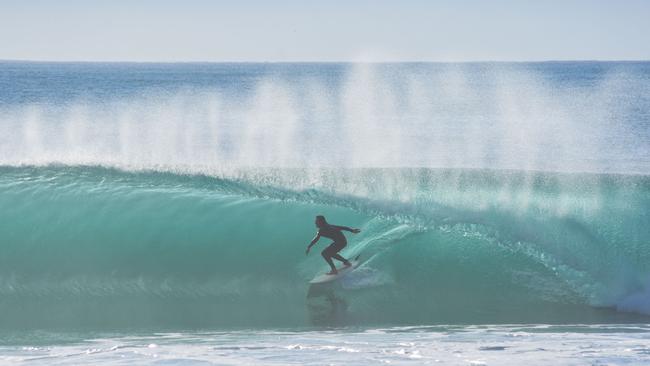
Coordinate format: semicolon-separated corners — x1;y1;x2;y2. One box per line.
309;255;361;284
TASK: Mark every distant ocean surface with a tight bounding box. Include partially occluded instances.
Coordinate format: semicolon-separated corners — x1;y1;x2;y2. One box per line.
0;61;649;365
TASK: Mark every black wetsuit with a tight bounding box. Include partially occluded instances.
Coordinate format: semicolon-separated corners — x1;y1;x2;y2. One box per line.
318;224;353;261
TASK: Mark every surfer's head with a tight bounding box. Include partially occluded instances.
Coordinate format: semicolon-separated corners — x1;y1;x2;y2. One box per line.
315;215;327;228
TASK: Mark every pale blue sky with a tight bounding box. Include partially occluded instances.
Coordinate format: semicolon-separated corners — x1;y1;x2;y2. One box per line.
1;0;649;62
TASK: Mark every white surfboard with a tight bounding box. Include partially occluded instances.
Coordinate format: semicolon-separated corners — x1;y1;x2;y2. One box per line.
309;255;361;284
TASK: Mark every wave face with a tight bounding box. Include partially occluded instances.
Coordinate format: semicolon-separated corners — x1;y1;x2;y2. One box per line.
0;166;648;329
0;62;649;329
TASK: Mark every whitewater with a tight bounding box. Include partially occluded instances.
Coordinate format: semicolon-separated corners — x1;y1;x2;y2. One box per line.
0;61;649;364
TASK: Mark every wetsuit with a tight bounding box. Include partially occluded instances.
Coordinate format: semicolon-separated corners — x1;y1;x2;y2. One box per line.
318;224;353;266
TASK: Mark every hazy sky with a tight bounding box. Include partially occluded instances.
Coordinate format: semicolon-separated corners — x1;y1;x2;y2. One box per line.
1;0;649;62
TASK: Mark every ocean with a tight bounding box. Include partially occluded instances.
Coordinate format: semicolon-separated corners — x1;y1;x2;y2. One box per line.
0;61;649;364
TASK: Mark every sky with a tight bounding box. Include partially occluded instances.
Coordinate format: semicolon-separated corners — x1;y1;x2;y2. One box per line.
1;0;649;62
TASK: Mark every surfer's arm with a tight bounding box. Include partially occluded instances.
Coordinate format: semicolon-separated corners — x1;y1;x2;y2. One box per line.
333;225;361;234
306;232;321;255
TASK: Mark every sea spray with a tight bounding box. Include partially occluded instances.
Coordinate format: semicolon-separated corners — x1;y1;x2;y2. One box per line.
1;62;647;172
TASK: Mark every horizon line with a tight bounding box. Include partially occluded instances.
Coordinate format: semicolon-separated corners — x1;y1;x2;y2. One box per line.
1;58;649;64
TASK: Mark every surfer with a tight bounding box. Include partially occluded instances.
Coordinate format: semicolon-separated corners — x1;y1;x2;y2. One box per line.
306;215;360;275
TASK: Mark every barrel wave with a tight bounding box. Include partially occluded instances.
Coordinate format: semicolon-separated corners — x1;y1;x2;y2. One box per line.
1;62;649;330
1;165;648;329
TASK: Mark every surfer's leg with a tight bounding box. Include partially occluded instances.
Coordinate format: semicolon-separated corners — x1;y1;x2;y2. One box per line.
331;253;350;266
331;242;351;266
321;246;337;273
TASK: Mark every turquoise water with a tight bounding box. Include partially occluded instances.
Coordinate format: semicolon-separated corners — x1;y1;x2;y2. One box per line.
0;166;648;330
0;62;649;363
